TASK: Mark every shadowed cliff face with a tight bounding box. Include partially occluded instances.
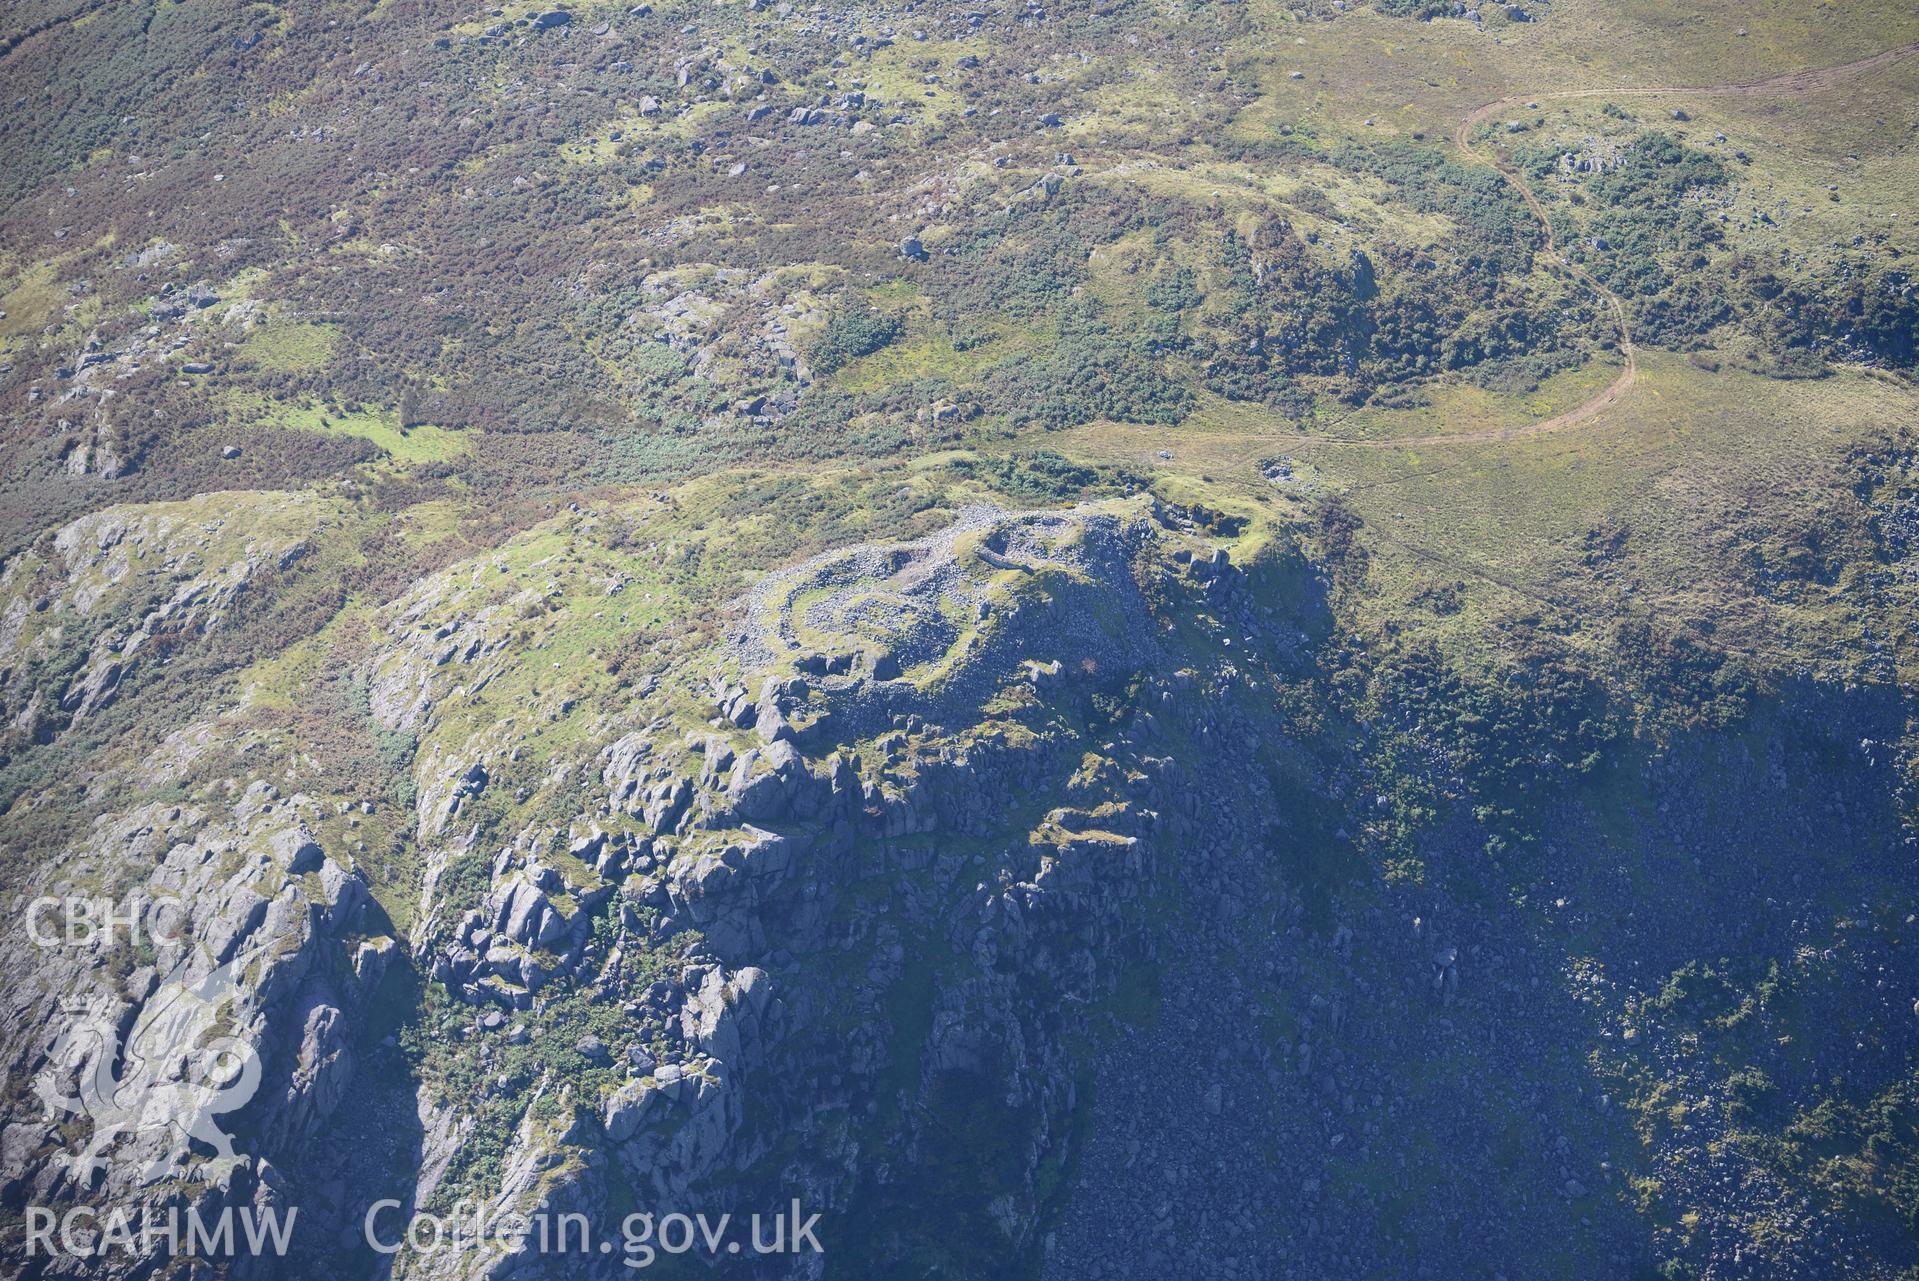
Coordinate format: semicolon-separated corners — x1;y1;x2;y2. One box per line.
2;0;1918;1271
0;496;1274;1277
2;478;1911;1281
1049;681;1919;1281
381;498;1227;1277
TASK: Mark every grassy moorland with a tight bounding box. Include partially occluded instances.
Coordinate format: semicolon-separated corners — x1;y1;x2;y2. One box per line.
0;0;1915;1276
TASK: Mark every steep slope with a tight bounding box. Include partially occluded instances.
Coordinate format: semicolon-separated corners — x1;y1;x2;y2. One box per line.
1;0;1917;1277
2;473;1914;1278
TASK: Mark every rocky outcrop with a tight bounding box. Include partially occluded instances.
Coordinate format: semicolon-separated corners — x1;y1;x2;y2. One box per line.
0;493;334;749
0;495;1260;1281
0;781;387;1279
365;502;1227;1279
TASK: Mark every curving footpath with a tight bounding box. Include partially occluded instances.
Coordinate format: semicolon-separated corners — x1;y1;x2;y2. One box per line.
1317;39;1919;449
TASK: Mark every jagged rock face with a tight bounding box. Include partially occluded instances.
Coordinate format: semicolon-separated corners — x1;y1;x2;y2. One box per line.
377;499;1242;1278
4;475;1910;1281
0;783;383;1280
0;493;1266;1279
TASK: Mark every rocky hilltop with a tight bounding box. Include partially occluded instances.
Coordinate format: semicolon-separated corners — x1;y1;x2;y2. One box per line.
2;0;1917;1276
0;493;1265;1275
3;474;1913;1278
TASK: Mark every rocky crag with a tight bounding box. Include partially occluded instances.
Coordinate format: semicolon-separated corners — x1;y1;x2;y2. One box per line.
0;496;1275;1277
2;486;1914;1280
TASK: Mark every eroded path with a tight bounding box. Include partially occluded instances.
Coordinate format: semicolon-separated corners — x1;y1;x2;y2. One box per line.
1314;40;1919;450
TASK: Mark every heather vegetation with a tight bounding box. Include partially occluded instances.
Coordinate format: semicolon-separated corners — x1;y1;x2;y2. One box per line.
1;0;1916;1277
4;0;1909;522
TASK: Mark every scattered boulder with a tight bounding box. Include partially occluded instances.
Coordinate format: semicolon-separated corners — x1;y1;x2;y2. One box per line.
603;1080;658;1142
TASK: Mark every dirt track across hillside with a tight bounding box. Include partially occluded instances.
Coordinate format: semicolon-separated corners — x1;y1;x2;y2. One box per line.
1312;40;1919;450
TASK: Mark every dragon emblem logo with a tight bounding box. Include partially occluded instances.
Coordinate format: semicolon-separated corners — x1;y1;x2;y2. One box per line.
34;946;262;1186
